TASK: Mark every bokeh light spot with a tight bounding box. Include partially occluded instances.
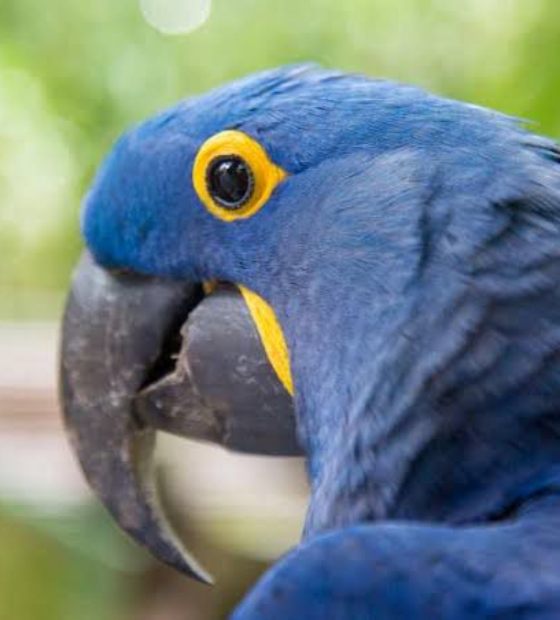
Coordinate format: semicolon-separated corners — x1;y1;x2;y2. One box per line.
140;0;211;34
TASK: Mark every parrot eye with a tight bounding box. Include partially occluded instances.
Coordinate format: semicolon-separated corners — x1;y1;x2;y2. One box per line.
193;130;287;222
206;155;255;209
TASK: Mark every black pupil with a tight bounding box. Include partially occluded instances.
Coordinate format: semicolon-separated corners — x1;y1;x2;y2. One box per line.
207;156;253;209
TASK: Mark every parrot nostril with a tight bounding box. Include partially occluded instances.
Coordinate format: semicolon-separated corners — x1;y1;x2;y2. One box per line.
106;266;139;278
106;265;159;281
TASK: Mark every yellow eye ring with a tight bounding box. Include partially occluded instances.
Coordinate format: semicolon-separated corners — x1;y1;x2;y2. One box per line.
193;130;287;222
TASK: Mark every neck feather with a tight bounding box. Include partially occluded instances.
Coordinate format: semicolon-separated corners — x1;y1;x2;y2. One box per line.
295;261;560;538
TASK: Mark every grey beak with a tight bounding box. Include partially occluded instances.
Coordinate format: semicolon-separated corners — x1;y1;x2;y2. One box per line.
60;253;299;582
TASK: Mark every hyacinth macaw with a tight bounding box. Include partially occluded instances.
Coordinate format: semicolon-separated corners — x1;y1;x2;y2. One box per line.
60;65;560;618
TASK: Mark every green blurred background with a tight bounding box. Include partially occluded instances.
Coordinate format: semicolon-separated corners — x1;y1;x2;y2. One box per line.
1;0;560;618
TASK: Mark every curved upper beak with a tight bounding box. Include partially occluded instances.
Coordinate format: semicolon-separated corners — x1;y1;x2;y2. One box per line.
60;253;299;583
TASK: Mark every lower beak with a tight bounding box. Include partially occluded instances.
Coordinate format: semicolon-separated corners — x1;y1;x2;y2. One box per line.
60;252;299;583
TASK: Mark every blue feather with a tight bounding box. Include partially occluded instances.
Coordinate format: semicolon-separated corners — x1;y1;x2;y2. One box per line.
82;65;560;618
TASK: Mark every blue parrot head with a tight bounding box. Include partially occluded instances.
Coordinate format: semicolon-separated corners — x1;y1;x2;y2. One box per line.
67;65;560;581
82;64;519;405
83;65;505;281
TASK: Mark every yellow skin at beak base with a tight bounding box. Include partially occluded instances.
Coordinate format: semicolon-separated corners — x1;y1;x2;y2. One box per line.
238;285;294;396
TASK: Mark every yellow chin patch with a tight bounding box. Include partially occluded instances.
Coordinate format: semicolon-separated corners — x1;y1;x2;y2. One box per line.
238;285;294;396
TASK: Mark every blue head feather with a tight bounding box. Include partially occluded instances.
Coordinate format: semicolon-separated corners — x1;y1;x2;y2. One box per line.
83;65;560;543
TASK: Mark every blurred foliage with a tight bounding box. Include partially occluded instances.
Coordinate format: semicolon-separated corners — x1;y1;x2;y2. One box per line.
0;498;269;619
0;505;135;620
1;0;560;316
